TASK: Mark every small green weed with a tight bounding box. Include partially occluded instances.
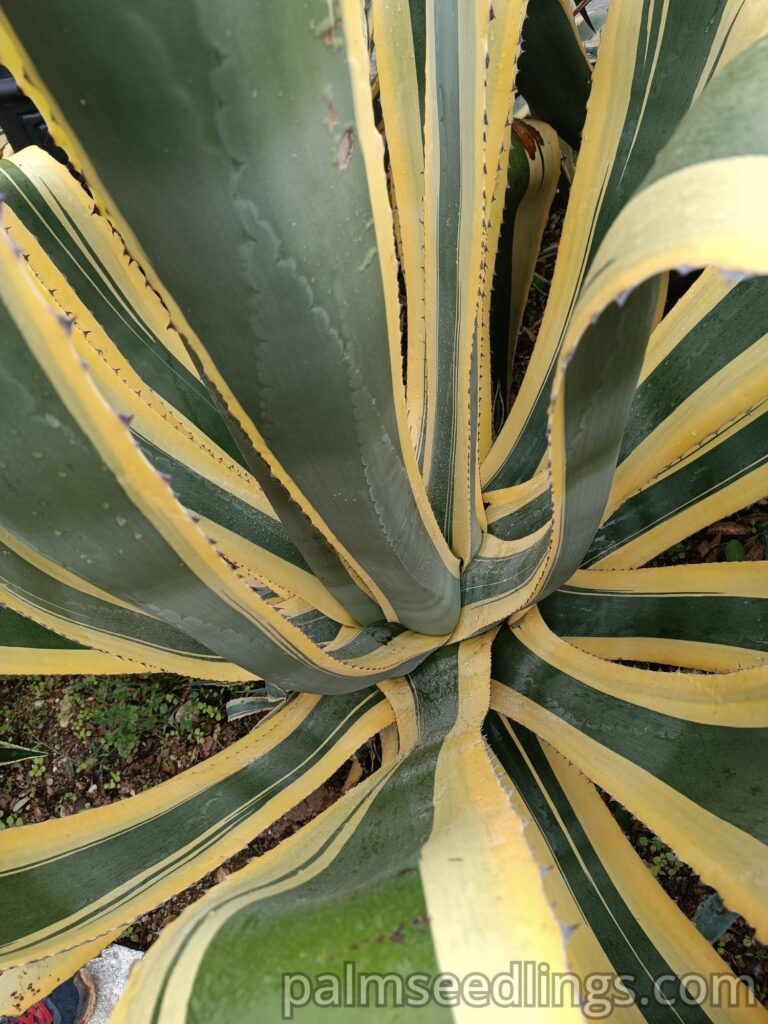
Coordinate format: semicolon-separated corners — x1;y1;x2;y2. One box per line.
58;675;229;763
637;834;683;877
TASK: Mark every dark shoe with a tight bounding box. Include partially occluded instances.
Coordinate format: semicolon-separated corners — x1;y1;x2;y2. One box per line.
1;969;96;1024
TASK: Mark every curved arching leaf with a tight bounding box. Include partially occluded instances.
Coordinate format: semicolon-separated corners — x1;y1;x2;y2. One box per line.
486;716;763;1023
586;272;768;569
0;690;391;970
492;608;768;939
540;564;768;671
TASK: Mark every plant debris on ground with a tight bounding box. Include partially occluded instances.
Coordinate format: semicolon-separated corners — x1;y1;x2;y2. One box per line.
604;797;767;1004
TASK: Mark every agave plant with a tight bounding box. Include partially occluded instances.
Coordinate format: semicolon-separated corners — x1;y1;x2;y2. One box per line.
0;0;766;1019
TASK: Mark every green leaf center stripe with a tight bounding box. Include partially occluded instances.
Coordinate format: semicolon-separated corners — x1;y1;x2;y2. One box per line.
0;742;45;764
460;530;550;607
0;159;242;463
328;622;406;660
0;539;226;660
540;581;768;654
408;0;427;125
133;435;307;572
423;0;463;541
620;277;768;461
487;488;552;540
585;406;768;565
0;605;87;651
541;280;662;597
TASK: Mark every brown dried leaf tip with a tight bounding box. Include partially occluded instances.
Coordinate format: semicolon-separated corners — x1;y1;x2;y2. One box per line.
511;118;545;160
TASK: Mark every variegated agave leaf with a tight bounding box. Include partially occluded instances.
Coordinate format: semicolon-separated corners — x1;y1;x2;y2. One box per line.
0;0;766;1019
